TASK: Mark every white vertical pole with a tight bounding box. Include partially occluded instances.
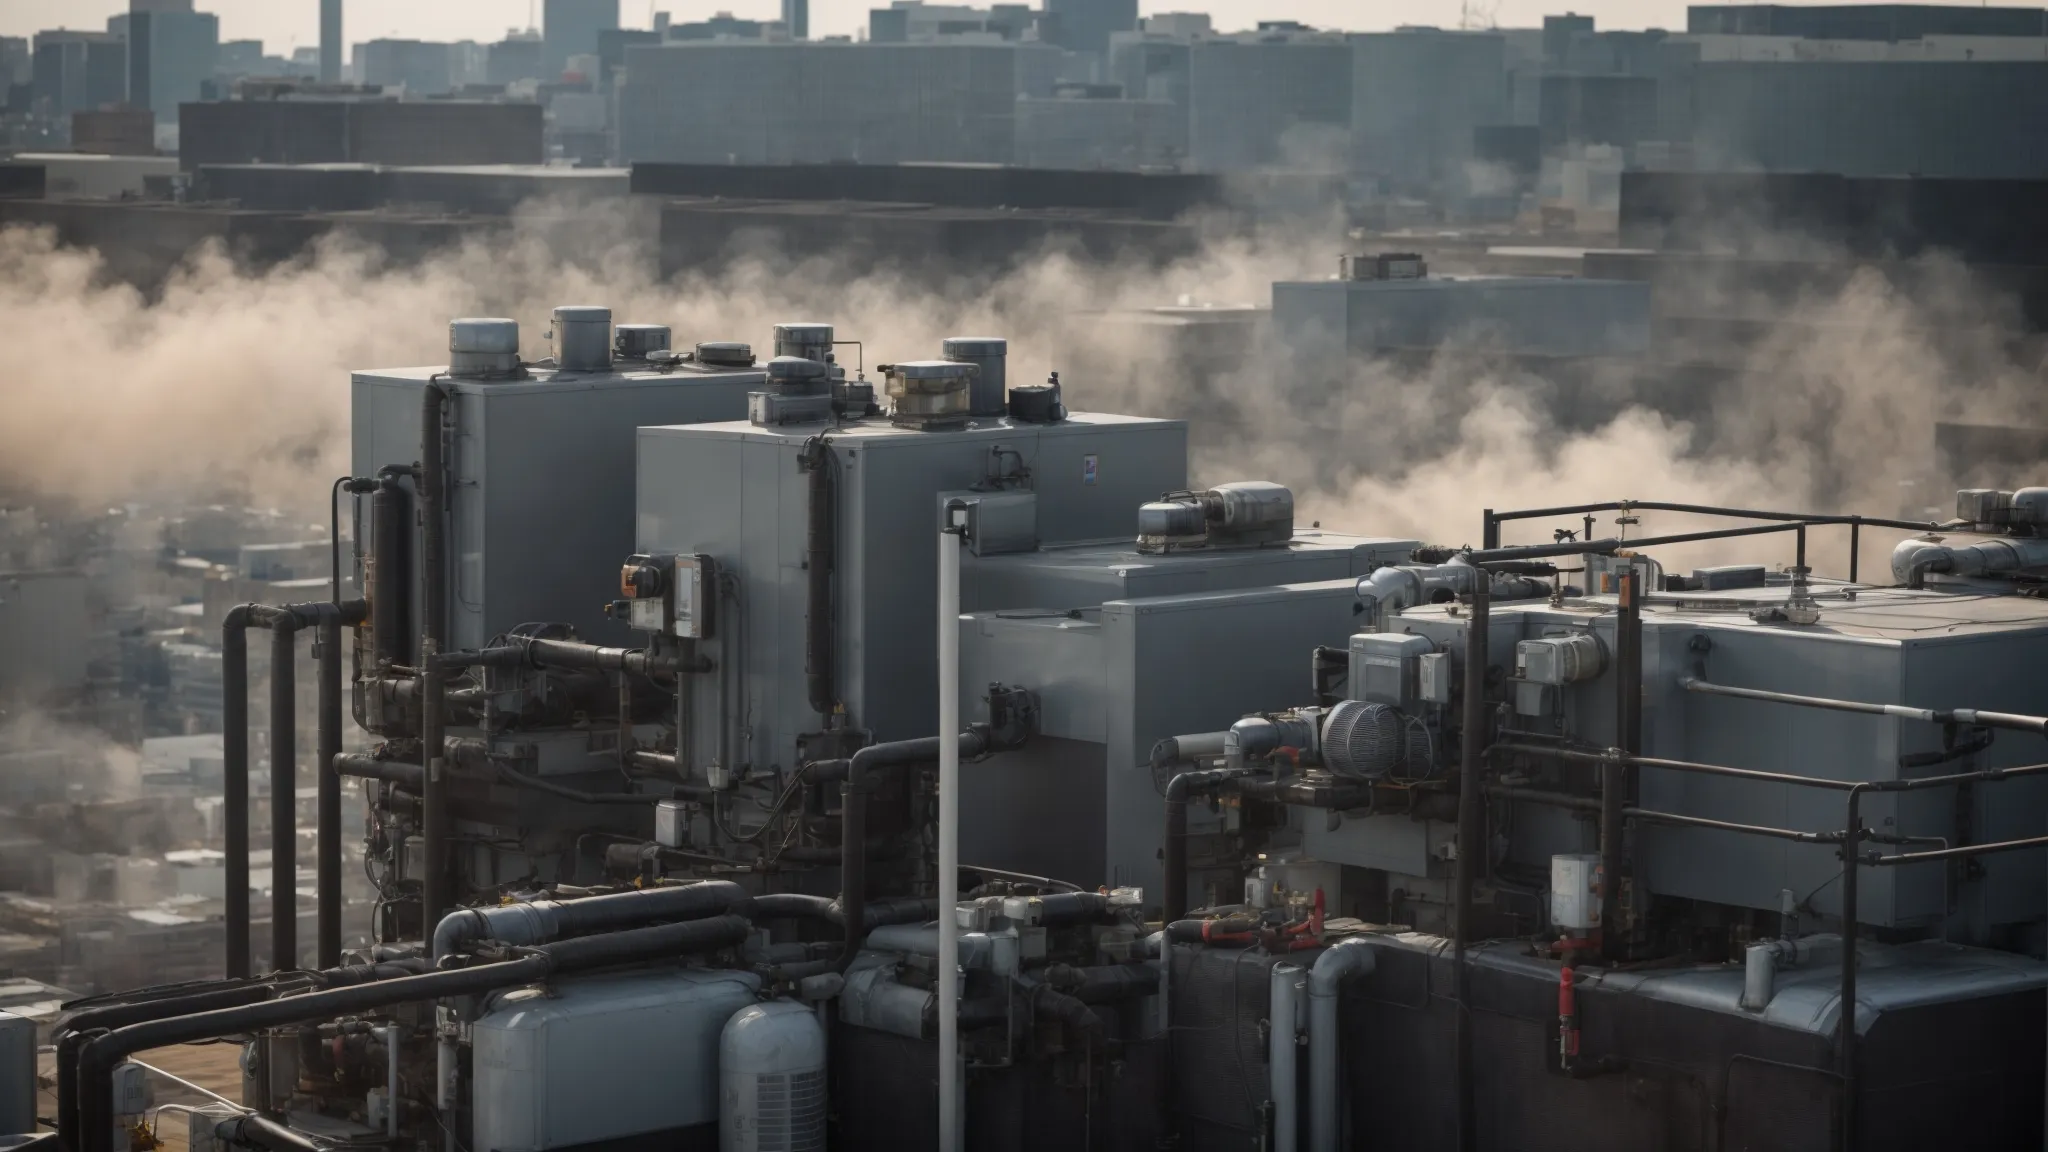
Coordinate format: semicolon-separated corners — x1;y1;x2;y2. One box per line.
938;506;965;1152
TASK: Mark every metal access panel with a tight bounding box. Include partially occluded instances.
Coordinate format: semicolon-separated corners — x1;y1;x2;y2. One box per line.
960;580;1364;895
637;412;1186;778
962;534;1418;614
351;362;764;652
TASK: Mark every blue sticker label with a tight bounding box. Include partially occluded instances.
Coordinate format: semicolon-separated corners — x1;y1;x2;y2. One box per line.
1083;454;1098;485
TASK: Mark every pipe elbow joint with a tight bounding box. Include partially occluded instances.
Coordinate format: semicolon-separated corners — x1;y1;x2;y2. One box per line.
1308;935;1378;999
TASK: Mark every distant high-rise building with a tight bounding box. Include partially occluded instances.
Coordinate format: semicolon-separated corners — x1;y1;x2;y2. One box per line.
784;0;810;39
109;2;220;122
217;39;264;76
1046;0;1137;54
355;39;454;94
543;0;619;81
320;0;342;83
31;31;127;118
1686;2;2048;39
486;32;544;85
0;37;30;89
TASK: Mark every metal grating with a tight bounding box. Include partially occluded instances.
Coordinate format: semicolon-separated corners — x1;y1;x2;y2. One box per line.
753;1068;828;1152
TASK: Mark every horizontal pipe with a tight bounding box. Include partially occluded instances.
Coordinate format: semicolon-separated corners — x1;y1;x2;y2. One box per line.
431;879;749;960
333;752;424;791
523;636;681;677
217;1114;326;1152
1489;499;1933;533
1680;676;2048;735
1871;834;2048;866
1490;785;1843;843
1491;742;1860;792
1468;520;1834;565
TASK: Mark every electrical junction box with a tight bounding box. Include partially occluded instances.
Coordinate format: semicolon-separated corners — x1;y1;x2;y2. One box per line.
1417;651;1453;704
670;553;711;638
1551;853;1602;931
1350;632;1434;708
655;799;688;849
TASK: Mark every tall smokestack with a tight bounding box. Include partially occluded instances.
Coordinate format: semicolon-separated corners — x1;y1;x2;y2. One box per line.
319;0;341;83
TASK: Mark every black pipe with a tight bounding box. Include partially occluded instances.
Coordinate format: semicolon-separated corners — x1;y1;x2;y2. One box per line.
1164;768;1239;923
1468;520;1845;565
57;979;289;1145
370;476;410;667
1602;569;1640;962
1453;576;1490;1152
1678;676;2048;735
316;614;342;969
218;1113;328;1152
429;879;749;959
801;437;836;718
961;864;1084;893
419;381;448;662
420;651;449;930
271;620;299;973
750;893;942;930
77;916;750;1152
223;607;253;980
1840;788;1865;1152
818;731;992;967
1032;985;1104;1052
522;637;682;678
1487;499;1933;534
333;752;424;791
1035;892;1113;925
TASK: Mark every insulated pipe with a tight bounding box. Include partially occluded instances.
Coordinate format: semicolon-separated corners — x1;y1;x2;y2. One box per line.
369;476;410;667
271;620;299;973
420;645;449;930
429;878;749;959
216;1114;326;1152
1309;939;1377;1152
418;381;448;662
315;614;343;969
1149;732;1229;769
332;753;424;791
222;608;253;979
1677;676;2048;735
1164;768;1240;922
1453;575;1489;1152
803;437;837;718
938;505;964;1152
1270;962;1303;1152
1603;570;1641;962
820;731;993;969
76;916;752;1152
520;637;681;678
1891;534;2048;587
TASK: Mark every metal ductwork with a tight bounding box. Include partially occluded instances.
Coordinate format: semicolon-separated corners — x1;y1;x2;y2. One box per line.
1891;533;2048;587
614;324;671;361
1353;558;1549;624
885;361;975;431
1136;481;1294;553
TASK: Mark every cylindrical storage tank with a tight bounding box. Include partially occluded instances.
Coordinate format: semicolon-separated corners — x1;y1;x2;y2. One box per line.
767;355;831;396
941;336;1007;417
553;305;613;371
773;323;834;365
448;317;520;379
720;1000;826;1152
614;323;672;361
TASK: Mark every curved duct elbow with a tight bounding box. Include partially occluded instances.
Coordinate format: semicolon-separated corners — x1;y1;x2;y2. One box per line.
1354;560;1548;626
1891;535;2048;587
1137;482;1294;553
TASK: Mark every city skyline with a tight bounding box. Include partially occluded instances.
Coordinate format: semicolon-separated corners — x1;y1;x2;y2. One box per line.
10;0;1940;49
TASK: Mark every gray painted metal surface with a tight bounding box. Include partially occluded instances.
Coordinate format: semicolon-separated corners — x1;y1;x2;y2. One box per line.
961;579;1369;895
351;360;764;651
472;967;761;1152
636;412;1187;776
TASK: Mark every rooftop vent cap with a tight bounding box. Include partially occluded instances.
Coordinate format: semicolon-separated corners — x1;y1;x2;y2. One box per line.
941;336;1008;417
696;341;755;367
884;360;975;431
766;355;832;394
552;305;612;372
614;324;672;361
1136;481;1294;553
773;322;835;364
447;317;521;379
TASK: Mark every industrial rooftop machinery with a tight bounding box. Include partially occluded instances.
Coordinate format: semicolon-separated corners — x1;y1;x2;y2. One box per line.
39;305;2048;1152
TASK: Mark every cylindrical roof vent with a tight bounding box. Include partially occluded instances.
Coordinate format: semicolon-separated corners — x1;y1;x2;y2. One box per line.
553;305;612;371
766;355;831;396
941;336;1007;417
885;361;975;431
448;317;520;379
695;341;755;367
614;324;671;361
773;322;834;365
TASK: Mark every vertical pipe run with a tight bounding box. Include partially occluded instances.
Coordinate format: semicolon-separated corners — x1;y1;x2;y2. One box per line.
222;611;252;979
1838;789;1864;1152
1453;575;1489;1152
270;622;299;972
316;616;343;969
1481;508;1498;551
1269;962;1302;1152
419;383;448;663
937;507;965;1152
1849;520;1862;584
383;1024;402;1138
370;478;410;668
1602;570;1640;962
421;647;450;931
803;438;837;720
